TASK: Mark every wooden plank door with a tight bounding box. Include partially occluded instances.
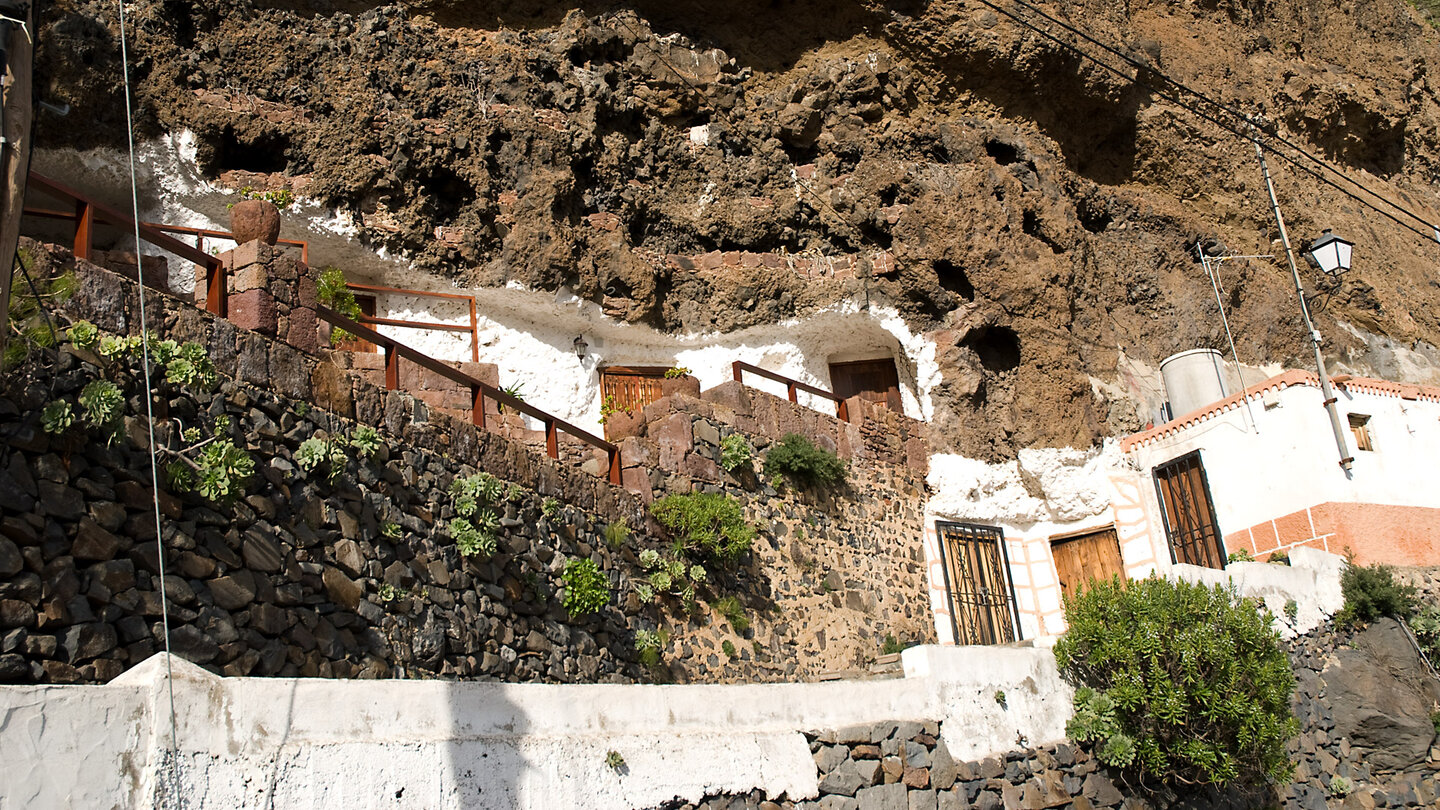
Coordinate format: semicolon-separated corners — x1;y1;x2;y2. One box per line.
1051;526;1126;602
1152;451;1227;569
829;358;902;412
599;366;669;438
937;522;1020;645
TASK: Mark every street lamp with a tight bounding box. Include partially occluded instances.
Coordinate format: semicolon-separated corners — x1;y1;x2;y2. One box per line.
1306;229;1354;276
1252;134;1355;471
573;335;589;359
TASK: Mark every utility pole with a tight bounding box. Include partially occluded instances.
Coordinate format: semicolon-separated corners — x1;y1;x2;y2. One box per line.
1252;133;1354;471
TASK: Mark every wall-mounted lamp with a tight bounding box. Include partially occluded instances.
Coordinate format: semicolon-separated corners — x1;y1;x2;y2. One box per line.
573;335;589;358
1305;229;1354;276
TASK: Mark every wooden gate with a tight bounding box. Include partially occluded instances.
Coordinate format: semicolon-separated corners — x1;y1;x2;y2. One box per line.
937;522;1020;645
1152;451;1227;569
829;358;902;412
599;366;669;437
1050;525;1126;602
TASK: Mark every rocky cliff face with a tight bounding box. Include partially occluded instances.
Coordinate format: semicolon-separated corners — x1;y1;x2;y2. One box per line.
32;0;1440;459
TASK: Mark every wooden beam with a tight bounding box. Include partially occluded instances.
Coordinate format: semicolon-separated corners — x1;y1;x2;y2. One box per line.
0;1;34;353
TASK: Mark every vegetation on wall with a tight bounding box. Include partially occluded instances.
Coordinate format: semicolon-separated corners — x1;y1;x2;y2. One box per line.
1054;577;1297;789
650;492;755;564
317;265;362;346
764;432;846;487
1337;561;1416;627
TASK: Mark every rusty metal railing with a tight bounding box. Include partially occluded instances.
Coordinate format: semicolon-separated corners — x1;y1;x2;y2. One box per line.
25;171;230;316
731;360;851;423
344;282;480;363
318;304;622;484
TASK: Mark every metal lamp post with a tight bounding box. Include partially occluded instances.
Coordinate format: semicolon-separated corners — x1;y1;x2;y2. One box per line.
1252;138;1355;471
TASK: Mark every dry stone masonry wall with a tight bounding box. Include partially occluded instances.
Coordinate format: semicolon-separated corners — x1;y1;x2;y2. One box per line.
0;244;936;685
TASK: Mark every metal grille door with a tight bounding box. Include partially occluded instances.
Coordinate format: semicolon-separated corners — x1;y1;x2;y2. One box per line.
937;522;1020;646
1152;451;1227;569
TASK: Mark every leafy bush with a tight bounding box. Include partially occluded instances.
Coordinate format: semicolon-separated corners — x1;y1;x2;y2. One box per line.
764;432;846;487
561;558;609;619
1409;604;1440;670
168;439;255;504
1054;577;1297;788
449;473;503;557
295;435;348;482
719;434;752;472
349;425;382;459
40;400;74;434
78;379;123;429
1337;562;1416;626
317;266;363;346
67;320;99;350
721;640;737;658
650;492;755;564
664;366;691;379
1226;548;1254;563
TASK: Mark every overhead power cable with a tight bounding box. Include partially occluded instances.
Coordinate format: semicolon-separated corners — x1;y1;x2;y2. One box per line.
973;0;1440;246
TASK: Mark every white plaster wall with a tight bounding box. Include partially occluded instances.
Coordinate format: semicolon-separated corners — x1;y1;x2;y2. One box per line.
921;443;1134;643
1167;547;1346;637
1127;381;1440;538
2;648;1074;810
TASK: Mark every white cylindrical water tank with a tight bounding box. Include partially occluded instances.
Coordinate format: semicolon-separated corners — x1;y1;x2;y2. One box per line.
1160;348;1229;420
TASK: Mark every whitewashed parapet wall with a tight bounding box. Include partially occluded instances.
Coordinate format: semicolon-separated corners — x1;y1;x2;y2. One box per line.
2;646;1072;810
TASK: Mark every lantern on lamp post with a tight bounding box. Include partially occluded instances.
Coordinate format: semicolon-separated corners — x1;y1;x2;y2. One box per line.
1306;229;1354;276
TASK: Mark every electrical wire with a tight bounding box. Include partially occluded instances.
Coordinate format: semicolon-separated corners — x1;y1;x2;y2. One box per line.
990;0;1440;239
115;0;183;805
971;0;1440;247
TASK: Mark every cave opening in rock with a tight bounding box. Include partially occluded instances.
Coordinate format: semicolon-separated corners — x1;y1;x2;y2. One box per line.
211;128;291;174
984;139;1020;166
963;325;1021;372
1022;210;1041;238
935;259;975;301
418;167;476;220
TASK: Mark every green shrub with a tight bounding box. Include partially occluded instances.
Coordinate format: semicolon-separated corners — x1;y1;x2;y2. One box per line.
1054;577;1297;788
1337;562;1416;626
561;558;609;619
721;640;737;658
78;379;123;428
650;492;755;564
719;434;752;472
40;400;74;434
349;425;382;459
712;595;750;632
317;266;363;346
880;634;906;655
764;432;846;487
1267;550;1290;565
1329;775;1354;797
1409;604;1440;670
1226;548;1254;563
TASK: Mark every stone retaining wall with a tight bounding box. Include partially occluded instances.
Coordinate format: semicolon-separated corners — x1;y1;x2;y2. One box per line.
0;244;937;685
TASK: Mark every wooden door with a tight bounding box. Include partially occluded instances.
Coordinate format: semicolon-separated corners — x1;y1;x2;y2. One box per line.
334;295;377;352
1152;451;1227;569
1051;526;1126;602
937;522;1020;645
829;358;902;412
599;366;669;437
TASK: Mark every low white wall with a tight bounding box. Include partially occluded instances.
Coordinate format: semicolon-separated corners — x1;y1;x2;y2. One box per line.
1169;547;1346;637
1;647;1074;810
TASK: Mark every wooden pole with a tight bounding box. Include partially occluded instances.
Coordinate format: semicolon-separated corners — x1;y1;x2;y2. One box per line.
0;1;35;353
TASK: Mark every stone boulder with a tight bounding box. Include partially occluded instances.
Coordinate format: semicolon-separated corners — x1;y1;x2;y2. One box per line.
1324;618;1440;770
229;199;281;245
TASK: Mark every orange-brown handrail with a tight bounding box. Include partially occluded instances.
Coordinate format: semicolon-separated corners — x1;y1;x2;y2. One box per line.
23;206;310;269
26;171;229;316
345;282;480;362
318;304;622;485
732;360;851;423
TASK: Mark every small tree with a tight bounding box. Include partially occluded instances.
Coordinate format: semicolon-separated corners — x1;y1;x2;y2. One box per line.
1054;576;1298;788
